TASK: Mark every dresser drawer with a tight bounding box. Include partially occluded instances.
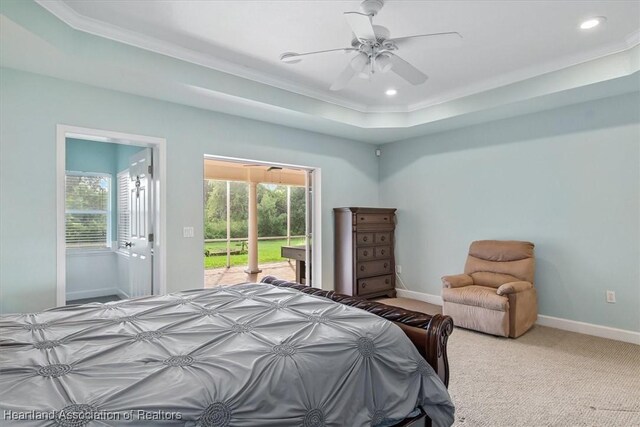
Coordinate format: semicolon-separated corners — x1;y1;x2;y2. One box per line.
357;275;393;296
357;247;375;260
374;232;391;244
356;233;374;245
356;259;392;278
374;246;391;259
354;213;393;225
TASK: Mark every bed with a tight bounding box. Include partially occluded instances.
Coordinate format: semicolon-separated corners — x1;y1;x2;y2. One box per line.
0;277;454;426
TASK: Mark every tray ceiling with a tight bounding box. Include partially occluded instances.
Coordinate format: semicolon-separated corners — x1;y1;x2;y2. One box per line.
43;0;639;112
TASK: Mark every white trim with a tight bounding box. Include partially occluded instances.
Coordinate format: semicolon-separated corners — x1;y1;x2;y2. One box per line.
311;168;322;289
56;125;167;307
536;315;640;346
396;289;443;306
35;0;367;113
66;287;120;301
202;155;321;289
35;0;640;115
404;39;640;113
626;29;640;48
394;288;639;345
56;125;66;308
116;289;130;300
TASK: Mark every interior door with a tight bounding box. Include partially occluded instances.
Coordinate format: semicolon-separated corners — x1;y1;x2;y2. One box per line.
128;148;153;297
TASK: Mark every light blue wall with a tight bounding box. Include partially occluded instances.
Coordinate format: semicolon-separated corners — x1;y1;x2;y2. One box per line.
1;1;637;333
379;93;640;332
0;68;379;314
66;138;115;174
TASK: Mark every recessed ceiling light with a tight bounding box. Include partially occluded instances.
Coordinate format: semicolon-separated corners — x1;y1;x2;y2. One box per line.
385;89;397;96
580;16;606;30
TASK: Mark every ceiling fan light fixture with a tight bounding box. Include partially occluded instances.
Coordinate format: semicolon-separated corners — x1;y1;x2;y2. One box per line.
376;54;393;73
580;16;606;30
281;0;459;90
350;52;369;72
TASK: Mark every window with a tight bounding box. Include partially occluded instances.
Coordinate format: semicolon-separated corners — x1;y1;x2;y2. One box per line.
65;172;111;249
117;170;130;251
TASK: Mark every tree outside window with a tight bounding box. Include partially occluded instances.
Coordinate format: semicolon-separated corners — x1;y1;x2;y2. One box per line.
65;172;111;249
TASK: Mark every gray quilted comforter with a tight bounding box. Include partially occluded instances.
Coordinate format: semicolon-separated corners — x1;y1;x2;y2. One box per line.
0;284;454;426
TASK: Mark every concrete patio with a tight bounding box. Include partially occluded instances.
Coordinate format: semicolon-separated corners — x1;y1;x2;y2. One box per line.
204;261;296;288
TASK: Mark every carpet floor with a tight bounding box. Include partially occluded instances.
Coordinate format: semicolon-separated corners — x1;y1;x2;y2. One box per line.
377;298;640;426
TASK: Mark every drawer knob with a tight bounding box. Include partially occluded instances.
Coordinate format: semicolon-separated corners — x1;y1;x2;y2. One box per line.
385;279;389;284
380;236;385;241
360;266;365;271
363;236;368;242
384;217;388;220
360;217;365;220
363;250;369;256
384;263;388;268
362;282;367;288
380;250;385;255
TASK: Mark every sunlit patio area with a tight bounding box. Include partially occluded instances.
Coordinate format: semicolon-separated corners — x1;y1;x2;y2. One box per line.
205;261;295;288
203;158;311;288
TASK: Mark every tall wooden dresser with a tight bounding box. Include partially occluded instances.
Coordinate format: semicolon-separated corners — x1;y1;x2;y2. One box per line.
334;207;397;298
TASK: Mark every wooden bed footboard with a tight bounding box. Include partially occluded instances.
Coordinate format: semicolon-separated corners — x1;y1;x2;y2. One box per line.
260;276;453;388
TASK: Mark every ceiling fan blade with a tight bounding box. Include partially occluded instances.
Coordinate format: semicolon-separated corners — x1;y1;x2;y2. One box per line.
344;11;376;42
387;32;462;49
280;47;357;64
330;63;357;91
388;53;428;85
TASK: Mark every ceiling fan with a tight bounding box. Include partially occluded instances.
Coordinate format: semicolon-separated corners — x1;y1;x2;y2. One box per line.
280;0;462;91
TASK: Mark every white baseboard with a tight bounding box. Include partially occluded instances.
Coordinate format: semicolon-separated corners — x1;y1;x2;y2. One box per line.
395;289;639;345
536;315;639;345
66;287;119;301
116;289;130;300
396;288;443;306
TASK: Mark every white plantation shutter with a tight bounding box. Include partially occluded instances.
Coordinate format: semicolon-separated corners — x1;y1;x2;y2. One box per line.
65;173;111;249
117;170;130;250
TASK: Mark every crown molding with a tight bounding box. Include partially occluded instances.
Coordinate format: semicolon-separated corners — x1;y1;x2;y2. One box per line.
36;0;640;116
34;0;371;113
626;29;640;47
406;37;640;112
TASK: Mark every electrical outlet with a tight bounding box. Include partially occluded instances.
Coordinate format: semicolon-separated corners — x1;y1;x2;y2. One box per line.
606;290;616;303
183;227;194;238
396;265;402;274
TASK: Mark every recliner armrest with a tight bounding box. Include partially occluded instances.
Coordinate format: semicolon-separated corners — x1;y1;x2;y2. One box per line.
496;281;533;295
441;274;474;288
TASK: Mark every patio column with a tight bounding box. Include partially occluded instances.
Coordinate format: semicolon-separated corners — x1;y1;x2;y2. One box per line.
245;181;261;274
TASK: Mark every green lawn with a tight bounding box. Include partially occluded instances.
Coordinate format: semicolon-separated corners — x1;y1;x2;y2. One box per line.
204;238;305;269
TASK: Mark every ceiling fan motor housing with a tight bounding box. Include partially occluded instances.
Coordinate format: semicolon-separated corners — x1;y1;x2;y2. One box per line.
351;25;391;47
360;0;385;17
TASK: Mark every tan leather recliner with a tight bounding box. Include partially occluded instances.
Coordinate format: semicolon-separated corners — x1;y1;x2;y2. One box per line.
441;240;537;338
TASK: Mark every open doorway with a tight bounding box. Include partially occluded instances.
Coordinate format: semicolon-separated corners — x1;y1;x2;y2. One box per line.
56;126;166;306
203;156;320;287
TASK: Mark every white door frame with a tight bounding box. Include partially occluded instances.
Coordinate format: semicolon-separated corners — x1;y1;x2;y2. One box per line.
56;125;167;306
203;155;322;288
